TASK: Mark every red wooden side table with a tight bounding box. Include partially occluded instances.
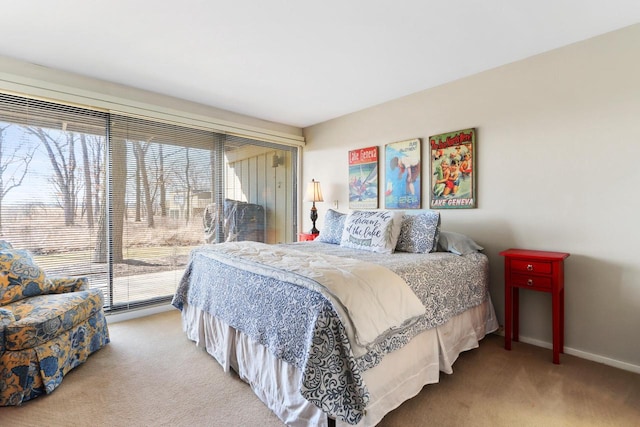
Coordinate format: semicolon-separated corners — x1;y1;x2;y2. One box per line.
298;232;319;242
500;248;570;364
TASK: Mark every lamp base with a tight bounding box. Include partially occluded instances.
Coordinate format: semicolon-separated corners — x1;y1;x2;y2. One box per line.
310;203;319;235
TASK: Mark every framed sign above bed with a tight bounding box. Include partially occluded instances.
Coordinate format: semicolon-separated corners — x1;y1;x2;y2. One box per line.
429;128;477;209
349;146;379;209
384;138;421;209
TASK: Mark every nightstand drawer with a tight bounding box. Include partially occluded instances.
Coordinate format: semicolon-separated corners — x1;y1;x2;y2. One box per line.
511;274;552;290
511;259;552;275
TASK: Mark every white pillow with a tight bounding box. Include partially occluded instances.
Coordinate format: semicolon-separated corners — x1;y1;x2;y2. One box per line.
340;210;404;254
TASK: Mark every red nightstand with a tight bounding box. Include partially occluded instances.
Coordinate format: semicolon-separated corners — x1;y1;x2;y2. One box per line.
500;248;570;364
298;232;319;242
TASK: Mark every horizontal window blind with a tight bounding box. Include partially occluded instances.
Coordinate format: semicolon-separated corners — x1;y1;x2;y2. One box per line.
108;114;218;309
109;115;298;310
0;92;298;312
0;93;109;302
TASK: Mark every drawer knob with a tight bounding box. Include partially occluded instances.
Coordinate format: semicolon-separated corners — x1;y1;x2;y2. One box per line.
527;264;533;271
527;279;534;286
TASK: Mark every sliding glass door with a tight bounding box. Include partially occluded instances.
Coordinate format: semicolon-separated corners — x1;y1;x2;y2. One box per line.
0;93;297;312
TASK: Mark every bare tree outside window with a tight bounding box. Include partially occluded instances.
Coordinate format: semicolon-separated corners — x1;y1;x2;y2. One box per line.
0;124;35;232
25;127;78;226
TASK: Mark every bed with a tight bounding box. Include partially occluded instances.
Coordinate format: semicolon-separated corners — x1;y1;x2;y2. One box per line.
172;210;498;426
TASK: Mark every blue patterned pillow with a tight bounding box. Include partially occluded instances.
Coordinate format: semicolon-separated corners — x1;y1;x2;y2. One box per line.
316;209;346;244
395;211;441;253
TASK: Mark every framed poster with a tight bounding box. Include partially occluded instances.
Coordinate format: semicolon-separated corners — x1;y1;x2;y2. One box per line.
384;138;421;209
429;128;476;209
348;146;378;209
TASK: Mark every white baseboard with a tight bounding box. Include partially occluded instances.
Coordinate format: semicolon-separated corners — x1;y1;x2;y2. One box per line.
106;303;175;324
515;335;640;375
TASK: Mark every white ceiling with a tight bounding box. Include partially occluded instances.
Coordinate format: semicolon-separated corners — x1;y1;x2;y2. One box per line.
1;1;639;128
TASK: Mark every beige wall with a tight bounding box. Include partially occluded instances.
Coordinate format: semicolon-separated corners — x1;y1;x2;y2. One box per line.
303;24;640;370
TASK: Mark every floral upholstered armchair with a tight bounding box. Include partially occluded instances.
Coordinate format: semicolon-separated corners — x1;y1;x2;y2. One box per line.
0;240;110;406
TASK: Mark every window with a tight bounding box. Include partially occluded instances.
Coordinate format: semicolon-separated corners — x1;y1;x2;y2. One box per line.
0;93;297;312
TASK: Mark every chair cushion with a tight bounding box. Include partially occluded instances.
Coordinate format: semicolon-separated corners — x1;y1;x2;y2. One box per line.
0;247;52;305
2;289;105;351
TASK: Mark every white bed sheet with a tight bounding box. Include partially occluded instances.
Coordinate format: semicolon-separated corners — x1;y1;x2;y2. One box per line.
181;297;498;427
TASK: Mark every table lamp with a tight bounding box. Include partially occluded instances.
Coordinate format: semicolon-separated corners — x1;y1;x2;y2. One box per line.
304;179;323;234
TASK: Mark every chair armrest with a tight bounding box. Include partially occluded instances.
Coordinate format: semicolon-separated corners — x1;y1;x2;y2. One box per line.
47;277;89;294
0;308;15;355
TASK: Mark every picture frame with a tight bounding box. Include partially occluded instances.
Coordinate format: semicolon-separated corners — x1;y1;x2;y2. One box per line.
348;146;378;209
429;128;476;209
384;138;421;209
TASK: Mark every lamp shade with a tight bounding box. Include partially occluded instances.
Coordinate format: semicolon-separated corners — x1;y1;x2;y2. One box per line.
304;179;324;202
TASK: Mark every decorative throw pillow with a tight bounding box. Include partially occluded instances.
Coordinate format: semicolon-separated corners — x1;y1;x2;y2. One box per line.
0;247;51;305
340;210;404;254
316;209;346;244
437;231;484;255
395;211;441;253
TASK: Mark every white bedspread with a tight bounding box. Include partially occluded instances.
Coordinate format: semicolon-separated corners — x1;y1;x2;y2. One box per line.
197;241;426;347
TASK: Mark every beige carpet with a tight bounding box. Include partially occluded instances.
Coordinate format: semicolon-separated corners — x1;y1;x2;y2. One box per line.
1;310;638;427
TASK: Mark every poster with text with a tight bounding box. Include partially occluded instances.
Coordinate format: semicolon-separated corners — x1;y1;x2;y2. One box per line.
429;128;476;209
384;138;421;209
349;146;378;209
